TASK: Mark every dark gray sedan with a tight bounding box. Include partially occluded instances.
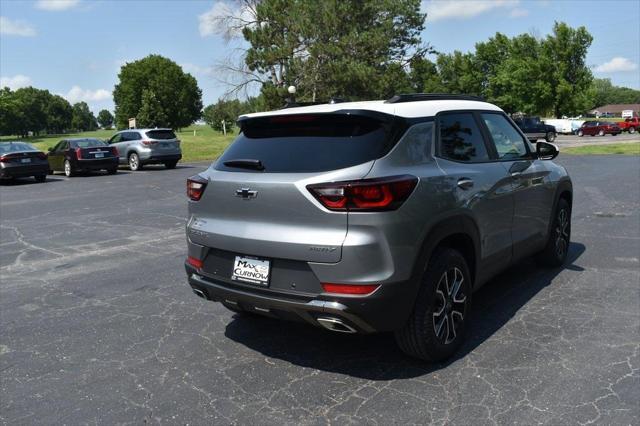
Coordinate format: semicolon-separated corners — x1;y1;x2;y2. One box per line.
0;141;49;182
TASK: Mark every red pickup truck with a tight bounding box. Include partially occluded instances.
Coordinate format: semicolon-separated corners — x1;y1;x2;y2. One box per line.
618;117;639;133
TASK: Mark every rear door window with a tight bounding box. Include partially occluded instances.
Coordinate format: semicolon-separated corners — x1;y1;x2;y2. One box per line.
216;114;394;173
437;113;490;163
146;130;176;140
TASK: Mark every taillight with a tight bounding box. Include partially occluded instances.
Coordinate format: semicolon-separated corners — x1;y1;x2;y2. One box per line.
0;155;9;163
186;256;203;269
36;152;47;160
187;175;208;201
110;147;119;156
307;175;418;212
321;283;380;295
141;140;158;146
75;147;82;159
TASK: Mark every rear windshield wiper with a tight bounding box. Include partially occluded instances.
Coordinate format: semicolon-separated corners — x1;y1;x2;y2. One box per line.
223;159;265;171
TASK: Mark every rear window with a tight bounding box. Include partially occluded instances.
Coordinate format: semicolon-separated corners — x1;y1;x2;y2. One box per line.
0;142;37;153
146;130;176;140
216;114;393;173
70;139;106;148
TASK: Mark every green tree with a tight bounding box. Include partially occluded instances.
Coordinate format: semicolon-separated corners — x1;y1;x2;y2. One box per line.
71;102;98;132
12;87;49;137
97;109;114;129
542;22;594;117
240;0;429;108
203;99;244;132
136;89;168;128
113;55;203;129
592;78;640;107
0;88;23;136
45;95;72;134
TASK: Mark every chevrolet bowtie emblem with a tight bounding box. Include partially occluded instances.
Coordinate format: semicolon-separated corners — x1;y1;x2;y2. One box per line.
235;188;258;199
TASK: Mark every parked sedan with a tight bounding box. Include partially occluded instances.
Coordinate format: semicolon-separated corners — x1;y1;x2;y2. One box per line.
48;138;119;177
0;141;49;182
577;121;622;137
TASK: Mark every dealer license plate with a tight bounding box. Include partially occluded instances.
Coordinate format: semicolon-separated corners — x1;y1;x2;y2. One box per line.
231;256;270;287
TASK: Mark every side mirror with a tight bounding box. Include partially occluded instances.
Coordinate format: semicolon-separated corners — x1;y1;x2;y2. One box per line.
536;141;559;160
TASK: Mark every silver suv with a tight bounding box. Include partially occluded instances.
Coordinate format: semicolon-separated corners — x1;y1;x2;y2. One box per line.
184;94;572;361
107;128;182;171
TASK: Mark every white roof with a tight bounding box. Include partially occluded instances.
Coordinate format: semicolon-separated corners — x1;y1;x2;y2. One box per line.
240;99;503;120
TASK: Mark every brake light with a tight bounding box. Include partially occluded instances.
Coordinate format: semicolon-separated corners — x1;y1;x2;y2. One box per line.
187;175;208;201
307;175;418;211
321;283;380;295
141;140;158;146
36;152;47;160
186;256;203;269
75;147;82;159
0;155;9;163
110;146;119;156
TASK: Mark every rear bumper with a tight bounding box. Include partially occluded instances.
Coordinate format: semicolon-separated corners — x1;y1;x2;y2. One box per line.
0;162;49;178
140;153;182;164
76;158;119;171
185;263;416;333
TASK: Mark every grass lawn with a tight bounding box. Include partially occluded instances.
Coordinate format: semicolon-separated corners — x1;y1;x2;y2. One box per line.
562;142;640;155
0;125;236;163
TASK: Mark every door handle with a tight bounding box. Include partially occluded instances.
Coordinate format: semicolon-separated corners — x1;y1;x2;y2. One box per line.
457;178;474;190
510;172;522;179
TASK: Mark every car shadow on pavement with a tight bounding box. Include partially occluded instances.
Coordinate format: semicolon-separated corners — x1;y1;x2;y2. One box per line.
224;242;586;380
0;177;67;185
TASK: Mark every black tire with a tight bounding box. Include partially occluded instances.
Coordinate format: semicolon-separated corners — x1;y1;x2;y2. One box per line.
536;198;571;267
48;169;54;175
128;152;142;171
577;130;584;137
164;161;178;169
395;248;471;362
34;174;46;183
107;167;118;175
629;127;636;134
598;129;605;136
545;132;556;143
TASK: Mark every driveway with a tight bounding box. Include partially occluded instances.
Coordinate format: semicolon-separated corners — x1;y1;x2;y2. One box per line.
1;156;638;424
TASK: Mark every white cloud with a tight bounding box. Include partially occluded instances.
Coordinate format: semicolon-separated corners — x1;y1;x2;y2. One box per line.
594;57;638;73
0;16;37;36
423;0;520;22
64;86;112;104
181;63;216;77
35;0;81;11
0;75;33;90
198;1;256;39
510;8;529;17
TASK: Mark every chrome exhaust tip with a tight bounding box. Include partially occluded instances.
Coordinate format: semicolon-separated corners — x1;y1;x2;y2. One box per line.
317;317;357;333
192;288;207;300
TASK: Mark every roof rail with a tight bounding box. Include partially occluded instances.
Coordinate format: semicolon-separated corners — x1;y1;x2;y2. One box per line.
385;93;485;104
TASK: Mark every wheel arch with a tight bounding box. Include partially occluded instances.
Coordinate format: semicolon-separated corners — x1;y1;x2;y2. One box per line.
410;214;481;293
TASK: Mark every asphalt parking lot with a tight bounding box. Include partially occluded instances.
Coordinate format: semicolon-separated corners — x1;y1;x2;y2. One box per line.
1;155;639;425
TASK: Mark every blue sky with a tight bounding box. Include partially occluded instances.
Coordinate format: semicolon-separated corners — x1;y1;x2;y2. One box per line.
1;0;638;113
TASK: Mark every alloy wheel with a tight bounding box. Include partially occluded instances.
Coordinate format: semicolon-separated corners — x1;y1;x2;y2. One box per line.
64;160;71;177
555;208;570;259
129;154;139;171
432;267;467;345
